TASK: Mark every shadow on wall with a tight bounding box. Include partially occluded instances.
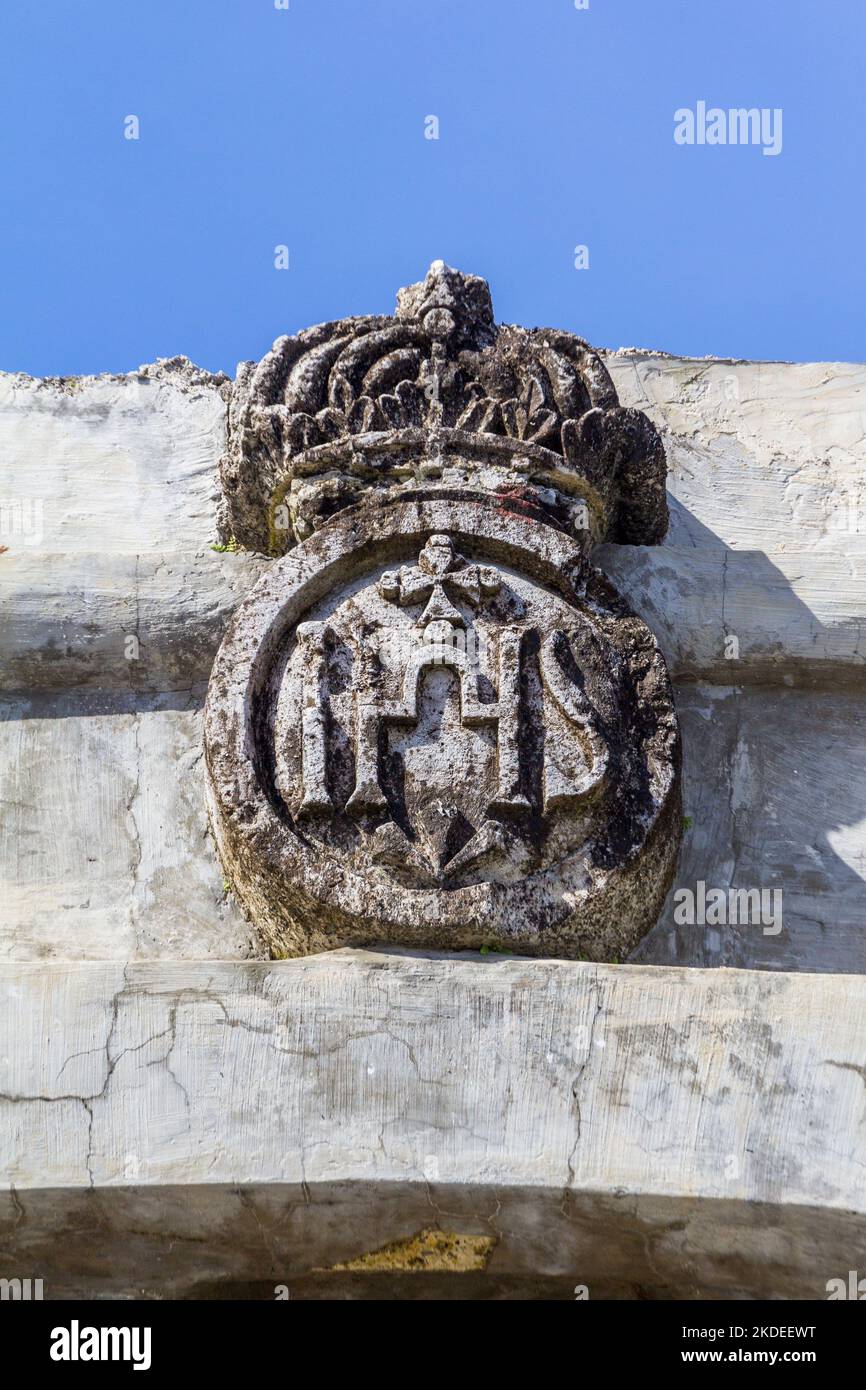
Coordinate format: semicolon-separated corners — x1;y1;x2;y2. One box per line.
598;501;866;975
1;1181;862;1301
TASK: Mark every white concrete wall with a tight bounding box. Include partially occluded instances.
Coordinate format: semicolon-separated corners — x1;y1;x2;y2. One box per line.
1;350;865;1297
603;354;866;686
0;359;266;693
1;954;864;1298
1;353;863;970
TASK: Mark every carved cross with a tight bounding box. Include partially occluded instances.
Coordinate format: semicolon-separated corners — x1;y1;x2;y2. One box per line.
294;535;609;835
378;534;501;632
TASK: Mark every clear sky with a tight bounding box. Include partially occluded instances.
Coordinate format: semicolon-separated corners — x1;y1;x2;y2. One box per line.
1;0;863;375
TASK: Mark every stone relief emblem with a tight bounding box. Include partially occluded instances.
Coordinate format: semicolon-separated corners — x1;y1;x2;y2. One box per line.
205;265;682;959
282;530;614;887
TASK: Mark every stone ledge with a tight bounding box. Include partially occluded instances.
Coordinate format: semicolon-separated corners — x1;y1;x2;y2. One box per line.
3;355;866;692
597;541;866;689
1;953;863;1297
0;954;861;1203
0;548;268;691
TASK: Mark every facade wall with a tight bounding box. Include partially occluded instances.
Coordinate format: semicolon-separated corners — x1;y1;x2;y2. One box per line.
1;352;864;1295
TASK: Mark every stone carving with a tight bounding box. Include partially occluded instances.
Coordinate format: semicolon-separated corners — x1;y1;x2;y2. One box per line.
206;266;681;960
219;259;668;555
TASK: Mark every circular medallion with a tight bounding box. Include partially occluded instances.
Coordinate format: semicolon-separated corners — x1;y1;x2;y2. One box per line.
204;492;681;959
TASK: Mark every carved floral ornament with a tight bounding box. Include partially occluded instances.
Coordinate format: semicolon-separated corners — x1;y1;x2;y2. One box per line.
205;265;682;959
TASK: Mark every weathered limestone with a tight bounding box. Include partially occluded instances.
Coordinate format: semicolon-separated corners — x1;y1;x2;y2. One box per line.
220;261;668;554
1;277;866;1301
205;266;682;958
4;684;862;973
603;353;866;688
1;340;865;967
2;348;863;695
206;498;680;959
0;689;254;961
1;954;864;1299
639;684;866;974
0;358;267;693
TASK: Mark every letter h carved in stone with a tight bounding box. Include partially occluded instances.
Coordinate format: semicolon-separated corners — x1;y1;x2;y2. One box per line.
205;262;682;959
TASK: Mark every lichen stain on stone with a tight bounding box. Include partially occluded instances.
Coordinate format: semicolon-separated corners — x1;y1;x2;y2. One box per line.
319;1228;495;1274
205;265;683;961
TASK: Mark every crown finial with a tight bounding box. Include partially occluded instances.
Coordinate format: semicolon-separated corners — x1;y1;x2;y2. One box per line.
219;265;668;556
395;261;495;346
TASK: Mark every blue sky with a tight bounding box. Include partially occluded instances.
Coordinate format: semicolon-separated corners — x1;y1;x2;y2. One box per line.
1;0;863;375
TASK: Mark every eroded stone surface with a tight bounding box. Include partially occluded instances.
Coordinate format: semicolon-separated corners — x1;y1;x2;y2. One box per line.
1;954;864;1298
207;266;681;959
2;306;863;967
220;261;668;554
3;682;860;971
0;361;267;692
205;496;681;959
3;346;863;694
0;689;255;961
602;352;866;688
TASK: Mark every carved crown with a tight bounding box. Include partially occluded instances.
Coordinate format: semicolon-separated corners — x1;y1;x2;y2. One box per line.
220;261;668;554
